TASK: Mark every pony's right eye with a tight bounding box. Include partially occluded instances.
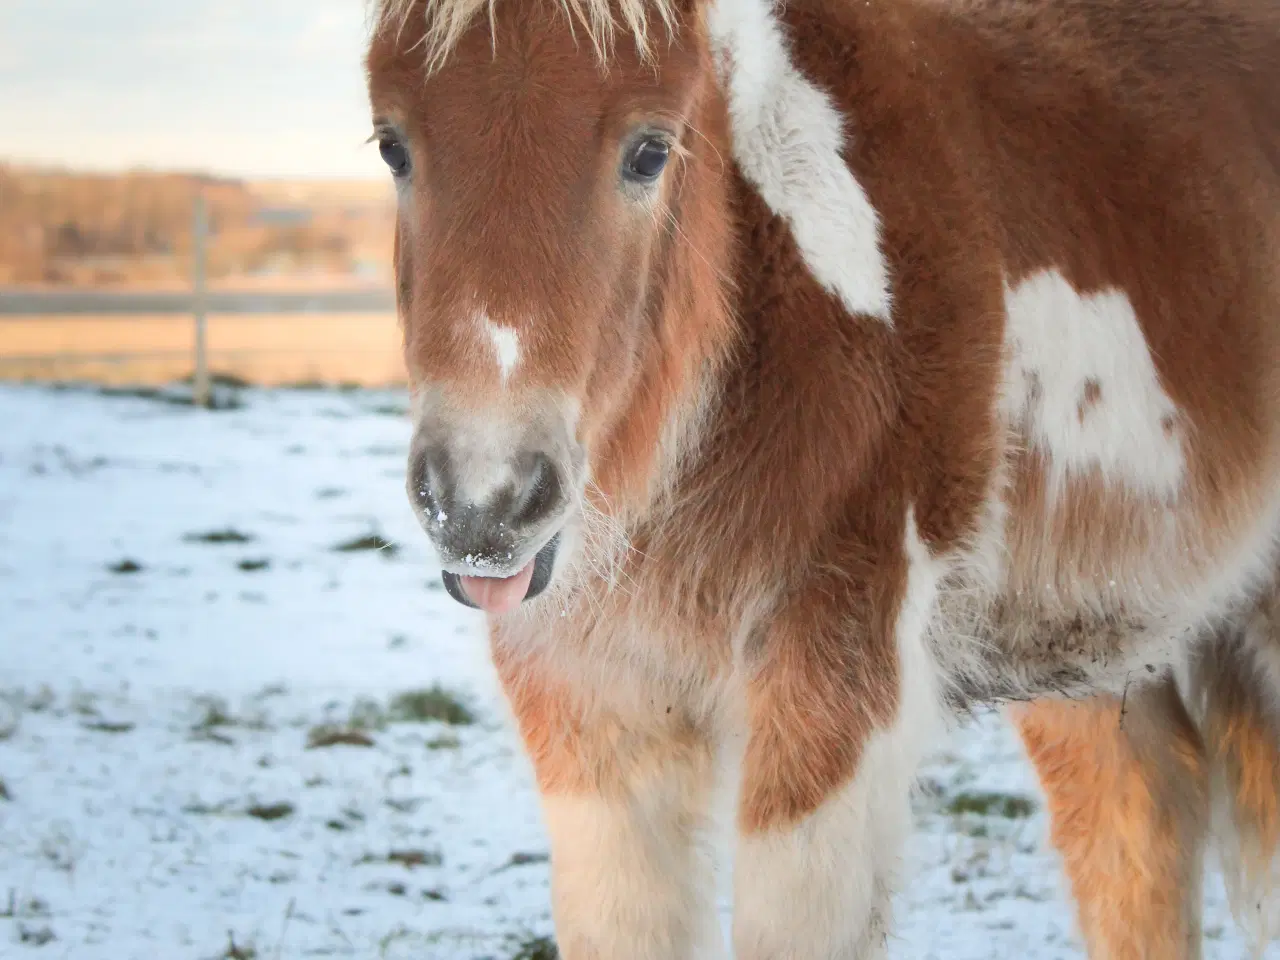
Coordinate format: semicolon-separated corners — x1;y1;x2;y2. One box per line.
622;137;671;184
379;138;411;178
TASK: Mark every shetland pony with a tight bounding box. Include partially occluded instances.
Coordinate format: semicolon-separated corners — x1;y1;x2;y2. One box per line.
365;0;1280;954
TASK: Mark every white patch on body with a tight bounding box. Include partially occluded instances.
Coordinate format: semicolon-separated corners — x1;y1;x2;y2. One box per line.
732;510;945;957
1001;269;1185;497
707;0;893;323
483;316;521;384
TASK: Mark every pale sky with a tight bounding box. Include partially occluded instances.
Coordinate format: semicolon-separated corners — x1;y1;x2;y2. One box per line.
0;0;386;179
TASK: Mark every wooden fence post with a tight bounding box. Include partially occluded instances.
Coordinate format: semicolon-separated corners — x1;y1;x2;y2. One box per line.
192;191;210;408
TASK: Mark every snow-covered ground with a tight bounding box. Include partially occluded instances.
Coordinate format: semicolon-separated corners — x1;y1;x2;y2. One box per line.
0;383;1266;959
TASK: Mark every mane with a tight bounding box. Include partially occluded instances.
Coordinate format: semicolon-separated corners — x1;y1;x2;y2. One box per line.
374;0;680;73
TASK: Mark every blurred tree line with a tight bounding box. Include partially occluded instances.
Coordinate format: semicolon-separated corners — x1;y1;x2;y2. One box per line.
0;164;395;288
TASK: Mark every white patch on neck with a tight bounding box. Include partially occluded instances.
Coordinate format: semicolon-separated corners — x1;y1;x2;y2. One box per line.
707;0;893;324
482;316;521;384
1001;269;1186;497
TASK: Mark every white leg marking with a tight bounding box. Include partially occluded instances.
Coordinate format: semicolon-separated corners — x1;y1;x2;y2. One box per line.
543;792;727;960
732;511;945;958
1001;269;1185;496
707;0;893;323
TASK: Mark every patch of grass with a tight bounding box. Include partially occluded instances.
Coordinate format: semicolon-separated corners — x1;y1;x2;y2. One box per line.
306;726;375;749
191;695;235;730
107;558;143;575
510;935;559;960
236;558;271;573
384;797;424;815
502;852;550;870
1;892;49;919
178;372;252;390
332;533;400;556
246;802;295;822
0;779;10;801
218;932;258;959
945;790;1037;819
182;800;234;817
187;695;268;744
38;830;75;873
425;733;461;750
99;385;162;401
357;848;442;870
80;719;135;734
18;924;56;946
24;686;54;714
388;686;475;727
369;404;408;417
0;698;19;741
101;382;244;411
184;528;255;545
189;727;235;746
315;487;347;500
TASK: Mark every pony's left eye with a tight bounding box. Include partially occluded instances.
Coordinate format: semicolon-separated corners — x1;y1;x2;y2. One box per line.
622;137;671;183
379;138;410;178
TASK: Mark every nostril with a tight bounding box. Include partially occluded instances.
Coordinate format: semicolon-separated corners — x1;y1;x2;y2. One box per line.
511;453;564;529
408;450;449;523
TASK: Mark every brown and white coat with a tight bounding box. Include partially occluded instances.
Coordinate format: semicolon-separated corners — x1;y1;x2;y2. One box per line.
366;0;1280;955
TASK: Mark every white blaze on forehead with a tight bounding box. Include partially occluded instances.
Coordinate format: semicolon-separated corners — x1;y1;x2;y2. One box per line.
1001;269;1186;497
707;0;893;324
481;315;521;384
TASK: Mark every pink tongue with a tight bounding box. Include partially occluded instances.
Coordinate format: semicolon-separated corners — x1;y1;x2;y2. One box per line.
460;561;536;615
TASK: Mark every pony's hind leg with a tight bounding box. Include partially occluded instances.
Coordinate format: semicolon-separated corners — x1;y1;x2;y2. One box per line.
1185;598;1280;952
1011;679;1208;960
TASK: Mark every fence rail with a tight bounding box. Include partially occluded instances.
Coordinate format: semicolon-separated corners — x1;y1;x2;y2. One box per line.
0;193;404;397
0;289;396;317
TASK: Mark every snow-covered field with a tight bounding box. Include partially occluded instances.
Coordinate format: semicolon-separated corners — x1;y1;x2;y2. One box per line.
0;383;1266;959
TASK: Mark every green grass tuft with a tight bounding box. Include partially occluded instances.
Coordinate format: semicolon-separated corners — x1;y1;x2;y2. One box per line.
357;848;443;869
184;528;255;545
388;686;475;726
945;790;1037;819
510;935;559;960
307;726;376;749
332;533;400;556
245;802;295;822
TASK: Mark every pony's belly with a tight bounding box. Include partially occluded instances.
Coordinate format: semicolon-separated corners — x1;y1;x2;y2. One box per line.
935;461;1280;707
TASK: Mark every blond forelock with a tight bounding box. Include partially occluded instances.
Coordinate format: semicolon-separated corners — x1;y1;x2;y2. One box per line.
374;0;680;73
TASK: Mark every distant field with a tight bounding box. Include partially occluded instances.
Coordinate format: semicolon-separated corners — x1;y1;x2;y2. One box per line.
0;312;405;386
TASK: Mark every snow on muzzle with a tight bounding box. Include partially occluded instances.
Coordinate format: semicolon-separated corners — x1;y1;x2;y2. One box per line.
406;403;575;614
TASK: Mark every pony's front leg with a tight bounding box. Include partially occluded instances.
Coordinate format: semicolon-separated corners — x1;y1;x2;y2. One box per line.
496;654;726;960
733;536;944;959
